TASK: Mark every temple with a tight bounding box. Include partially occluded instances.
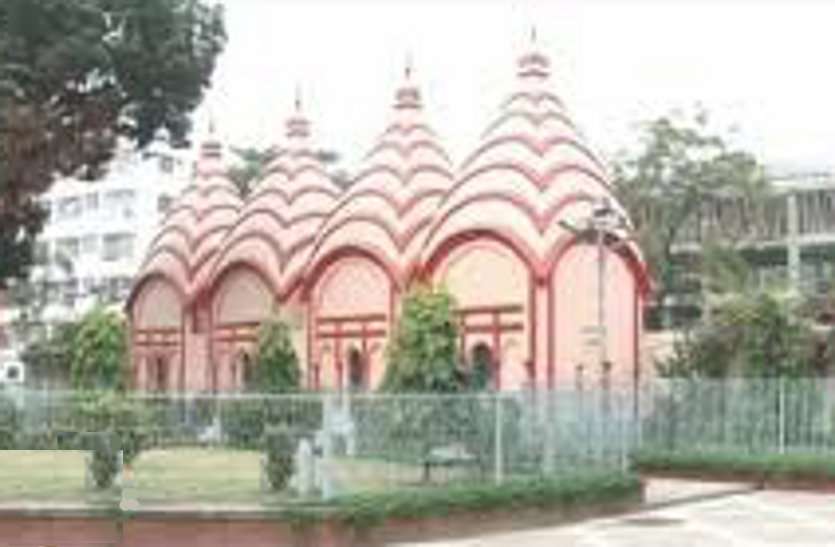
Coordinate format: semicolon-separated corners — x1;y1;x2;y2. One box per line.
127;39;650;393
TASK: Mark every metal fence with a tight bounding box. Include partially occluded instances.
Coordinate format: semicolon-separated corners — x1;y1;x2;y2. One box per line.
1;379;833;506
640;378;835;454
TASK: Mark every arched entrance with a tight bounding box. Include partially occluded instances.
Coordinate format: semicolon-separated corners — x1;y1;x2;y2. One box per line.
470;342;496;390
347;346;366;391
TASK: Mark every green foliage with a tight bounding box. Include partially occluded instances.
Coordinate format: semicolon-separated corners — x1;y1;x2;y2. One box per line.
383;285;462;393
263;426;296;491
0;397;19;449
70;308;127;391
226;146;278;197
20;321;79;388
0;0;226;284
85;432;120;490
67;392;152;465
313;472;641;529
660;290;818;378
253;316;301;393
223;398;322;450
612;107;769;324
634;449;835;482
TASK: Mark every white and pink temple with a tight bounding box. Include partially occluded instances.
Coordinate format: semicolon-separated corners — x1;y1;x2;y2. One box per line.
127;40;650;393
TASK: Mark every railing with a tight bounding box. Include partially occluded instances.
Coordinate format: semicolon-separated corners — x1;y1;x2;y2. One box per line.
1;379;833;506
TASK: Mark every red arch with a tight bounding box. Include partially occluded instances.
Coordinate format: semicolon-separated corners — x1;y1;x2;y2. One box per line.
382;122;436;138
364;139;452;164
261;163;333;183
350;163;453;188
501;91;565;110
547;234;651;296
303;244;403;300
139;244;191;276
249;184;341;205
126;272;188;319
225;207;327;235
481;110;577;140
320;187;446;227
422;227;543;282
207;260;280;318
461;135;606;173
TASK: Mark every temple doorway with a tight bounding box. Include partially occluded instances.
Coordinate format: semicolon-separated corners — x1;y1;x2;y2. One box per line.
347;347;366;391
470;343;495;390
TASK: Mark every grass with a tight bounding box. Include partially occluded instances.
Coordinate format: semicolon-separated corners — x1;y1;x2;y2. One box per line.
0;450;115;504
634;449;835;482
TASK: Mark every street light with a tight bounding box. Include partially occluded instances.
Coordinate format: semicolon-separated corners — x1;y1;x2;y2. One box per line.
559;196;633;380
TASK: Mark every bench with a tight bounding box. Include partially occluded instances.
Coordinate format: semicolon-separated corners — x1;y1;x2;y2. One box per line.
422;444;478;482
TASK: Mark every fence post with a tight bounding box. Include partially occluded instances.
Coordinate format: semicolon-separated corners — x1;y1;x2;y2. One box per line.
494;393;504;485
778;377;786;455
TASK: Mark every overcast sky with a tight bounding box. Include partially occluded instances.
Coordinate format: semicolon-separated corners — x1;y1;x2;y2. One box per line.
194;0;835;173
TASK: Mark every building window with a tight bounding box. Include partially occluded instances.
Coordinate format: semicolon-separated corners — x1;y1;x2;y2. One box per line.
33;241;50;265
159;155;175;174
157;195;173;214
81;234;98;254
57;197;82;220
104;189;136;218
102;233;134;262
85;192;99;212
55;237;80;261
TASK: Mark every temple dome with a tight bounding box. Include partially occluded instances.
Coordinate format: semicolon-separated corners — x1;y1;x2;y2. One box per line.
421;38;636;279
132;130;242;301
305;63;453;284
206;97;342;298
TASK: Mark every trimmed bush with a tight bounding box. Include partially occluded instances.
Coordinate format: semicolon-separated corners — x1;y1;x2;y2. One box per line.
85;432;120;489
322;471;641;528
264;426;296;491
634;449;835;482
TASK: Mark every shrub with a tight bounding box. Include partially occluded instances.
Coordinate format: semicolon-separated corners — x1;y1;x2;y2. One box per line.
253;316;301;393
0;396;19;449
264;426;296;491
85;432;120;489
383;285;462;393
70;308;128;391
65;392;151;465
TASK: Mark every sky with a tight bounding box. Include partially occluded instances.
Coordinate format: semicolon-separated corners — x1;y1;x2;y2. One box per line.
194;0;835;173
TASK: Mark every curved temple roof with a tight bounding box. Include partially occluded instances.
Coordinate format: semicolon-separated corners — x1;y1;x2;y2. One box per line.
133;128;243;301
305;61;453;285
206;93;342;298
131;38;648;311
421;37;638;278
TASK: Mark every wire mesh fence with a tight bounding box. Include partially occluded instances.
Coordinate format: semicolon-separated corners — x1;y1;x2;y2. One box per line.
0;378;833;506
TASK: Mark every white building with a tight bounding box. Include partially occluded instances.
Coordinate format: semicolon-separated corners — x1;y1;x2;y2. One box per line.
0;142;191;363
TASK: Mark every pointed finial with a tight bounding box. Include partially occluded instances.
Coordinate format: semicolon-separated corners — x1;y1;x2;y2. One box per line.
530;25;538;45
405;52;413;80
294;83;302;113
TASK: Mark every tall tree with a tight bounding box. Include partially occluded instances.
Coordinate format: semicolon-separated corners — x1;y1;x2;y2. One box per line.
0;0;226;285
612;108;769;326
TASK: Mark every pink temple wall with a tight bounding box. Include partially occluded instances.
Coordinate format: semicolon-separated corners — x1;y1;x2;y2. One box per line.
552;244;638;390
312;256;392;391
435;241;532;390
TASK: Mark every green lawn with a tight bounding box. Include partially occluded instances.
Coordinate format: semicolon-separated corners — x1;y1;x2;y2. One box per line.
0;450;115;504
0;447;468;507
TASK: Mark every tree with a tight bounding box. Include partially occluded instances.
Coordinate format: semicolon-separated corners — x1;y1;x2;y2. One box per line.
70;307;127;390
0;0;226;285
383;284;462;393
227;145;345;196
20;320;79;389
253;316;300;393
659;289;819;379
226;146;277;197
612;107;769;327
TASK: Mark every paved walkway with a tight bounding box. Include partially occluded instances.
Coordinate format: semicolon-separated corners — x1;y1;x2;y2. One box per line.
399;480;835;546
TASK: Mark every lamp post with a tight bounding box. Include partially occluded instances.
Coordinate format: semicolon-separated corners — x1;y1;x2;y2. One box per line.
559;196;631;380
